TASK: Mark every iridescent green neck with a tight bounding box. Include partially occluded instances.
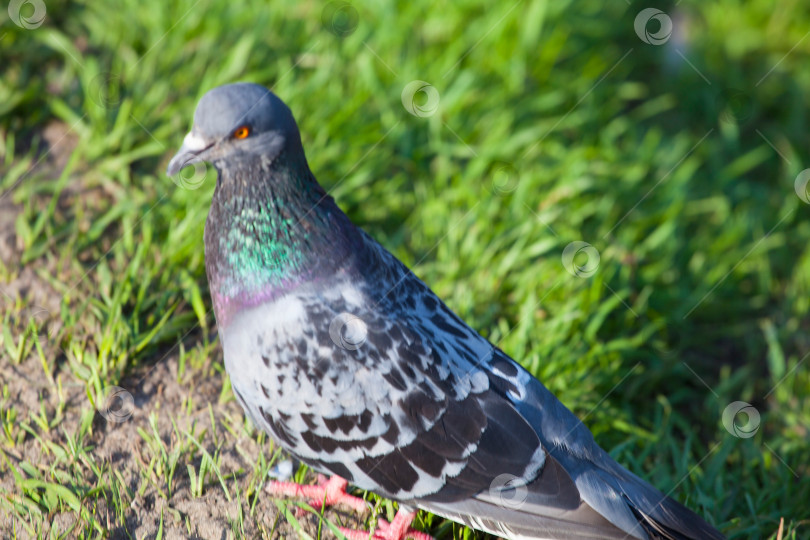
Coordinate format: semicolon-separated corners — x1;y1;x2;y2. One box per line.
203;151;356;326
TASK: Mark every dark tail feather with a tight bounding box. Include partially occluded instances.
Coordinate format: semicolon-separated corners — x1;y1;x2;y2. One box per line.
610;465;724;540
513;370;724;540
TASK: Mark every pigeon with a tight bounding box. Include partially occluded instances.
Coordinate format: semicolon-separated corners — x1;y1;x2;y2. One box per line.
167;82;725;540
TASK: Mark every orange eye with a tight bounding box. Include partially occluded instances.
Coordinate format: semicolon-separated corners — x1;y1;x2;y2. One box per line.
233;126;250;139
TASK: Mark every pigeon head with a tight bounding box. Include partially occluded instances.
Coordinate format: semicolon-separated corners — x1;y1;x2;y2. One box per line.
167;82;304;176
167;83;360;327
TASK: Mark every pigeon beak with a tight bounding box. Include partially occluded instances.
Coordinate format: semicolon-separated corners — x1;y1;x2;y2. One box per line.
166;131;212;176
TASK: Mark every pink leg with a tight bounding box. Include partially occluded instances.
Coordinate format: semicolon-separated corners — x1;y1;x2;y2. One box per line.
265;474;367;513
338;509;433;540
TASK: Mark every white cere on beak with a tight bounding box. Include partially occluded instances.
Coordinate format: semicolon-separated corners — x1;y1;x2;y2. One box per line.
182;131;208;151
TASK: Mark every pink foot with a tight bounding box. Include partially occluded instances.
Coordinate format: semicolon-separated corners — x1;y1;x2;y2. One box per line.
265;474;367;514
338;509;433;540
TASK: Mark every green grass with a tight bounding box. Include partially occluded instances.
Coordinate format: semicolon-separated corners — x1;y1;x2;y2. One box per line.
1;0;809;538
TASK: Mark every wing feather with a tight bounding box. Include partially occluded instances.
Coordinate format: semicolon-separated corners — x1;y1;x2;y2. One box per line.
223;234;723;539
